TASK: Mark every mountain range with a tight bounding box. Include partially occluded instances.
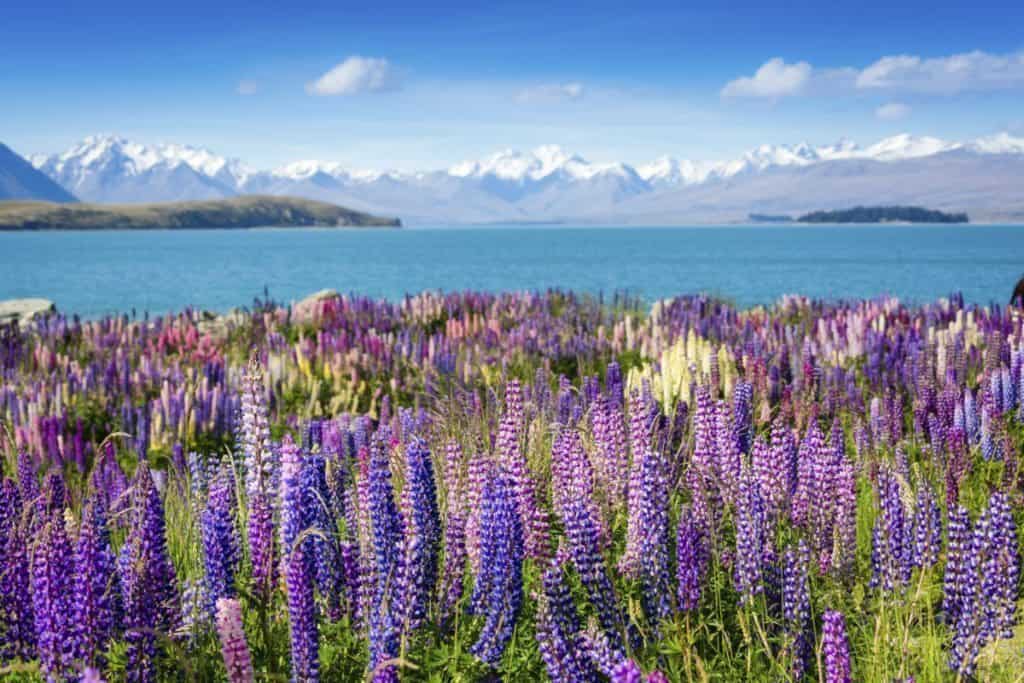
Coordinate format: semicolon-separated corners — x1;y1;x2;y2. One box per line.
13;132;1024;224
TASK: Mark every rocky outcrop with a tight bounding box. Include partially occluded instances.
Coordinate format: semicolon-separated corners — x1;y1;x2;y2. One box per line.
0;298;56;327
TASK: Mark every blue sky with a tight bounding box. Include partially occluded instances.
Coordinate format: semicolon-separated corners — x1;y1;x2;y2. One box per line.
3;0;1023;169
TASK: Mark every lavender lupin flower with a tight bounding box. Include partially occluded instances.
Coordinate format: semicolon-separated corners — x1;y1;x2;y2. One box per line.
497;380;549;560
215;597;255;683
821;609;852;683
439;441;468;627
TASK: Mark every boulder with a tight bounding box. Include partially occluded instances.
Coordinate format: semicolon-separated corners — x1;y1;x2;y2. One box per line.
293;289;342;322
0;298;55;328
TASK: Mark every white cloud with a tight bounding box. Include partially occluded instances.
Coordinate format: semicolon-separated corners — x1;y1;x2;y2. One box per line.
237;80;259;96
875;102;911;121
724;50;1024;99
720;58;812;98
516;82;585;103
857;50;1024;94
306;56;399;96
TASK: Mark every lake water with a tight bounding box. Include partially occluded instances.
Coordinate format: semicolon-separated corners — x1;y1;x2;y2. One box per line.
1;224;1023;318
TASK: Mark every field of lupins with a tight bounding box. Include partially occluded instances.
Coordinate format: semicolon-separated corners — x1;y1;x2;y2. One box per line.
2;289;1024;682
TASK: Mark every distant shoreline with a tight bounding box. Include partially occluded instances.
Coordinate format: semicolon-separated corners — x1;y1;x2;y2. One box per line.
0;195;401;230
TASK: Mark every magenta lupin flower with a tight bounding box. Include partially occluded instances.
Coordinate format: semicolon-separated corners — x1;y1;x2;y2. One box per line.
496;379;549;560
215;597;255;683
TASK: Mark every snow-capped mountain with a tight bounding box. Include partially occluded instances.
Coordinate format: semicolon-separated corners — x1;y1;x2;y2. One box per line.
29;132;1024;223
30;135;253;203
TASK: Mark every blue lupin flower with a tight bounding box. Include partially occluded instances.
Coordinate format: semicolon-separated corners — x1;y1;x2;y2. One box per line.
469;468;524;668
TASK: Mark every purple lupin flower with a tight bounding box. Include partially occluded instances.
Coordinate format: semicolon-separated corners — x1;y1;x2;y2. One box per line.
246;491;276;602
16;451;40;514
286;543;319;683
591;393;629;509
910;482;942;569
791;420;825;527
31;513;74;680
949;505;990;676
562;495;624;655
685;385;718;500
201;462;240;616
625;385;660;551
752;435;783;520
469;467;524;668
734;465;767;604
303;448;344;623
535;562;595;682
73;496;121;667
676;506;707;612
978;491;1018;641
279;435;307;562
1;478;35;660
635;448;672;624
122;464;179;683
941;505;971;626
821;609;852;683
781;540;811;680
715;402;742;505
398;436;441;633
870;468;909;592
831;451;858;576
610;660;644;683
367;433;403;682
732;379;754;455
215;597;254;683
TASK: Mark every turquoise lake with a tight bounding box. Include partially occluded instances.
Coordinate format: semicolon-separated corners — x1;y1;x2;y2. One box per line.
1;224;1023;318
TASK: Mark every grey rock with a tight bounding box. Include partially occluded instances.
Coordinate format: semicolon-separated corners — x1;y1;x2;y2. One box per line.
0;298;56;328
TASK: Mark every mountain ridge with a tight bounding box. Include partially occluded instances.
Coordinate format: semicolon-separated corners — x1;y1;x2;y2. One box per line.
24;132;1024;224
0;143;78;203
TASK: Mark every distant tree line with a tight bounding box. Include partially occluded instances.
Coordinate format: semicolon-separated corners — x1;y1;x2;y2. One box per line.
797;206;968;224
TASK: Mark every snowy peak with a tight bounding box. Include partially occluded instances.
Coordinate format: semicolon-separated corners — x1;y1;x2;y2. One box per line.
862;134;960;161
448;145;636;183
33;134;253;184
968;132;1024;155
